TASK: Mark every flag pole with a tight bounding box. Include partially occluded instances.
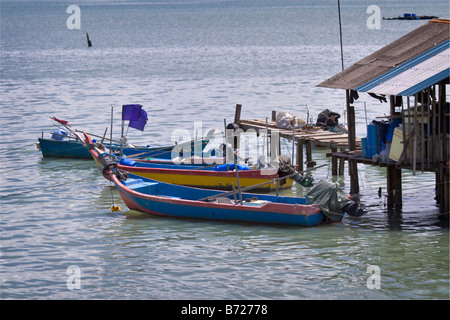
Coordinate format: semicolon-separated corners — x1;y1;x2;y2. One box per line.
120;105;125;157
338;0;345;71
109;105;113;156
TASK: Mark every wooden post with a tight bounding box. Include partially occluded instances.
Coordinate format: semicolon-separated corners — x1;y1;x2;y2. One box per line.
296;139;304;172
271;110;277;122
86;33;92;47
347;90;356;151
439;81;448;165
346;89;359;194
234;104;242;124
438;81;449;216
339;148;345;175
387;164;402;210
305;140;315;167
390;95;396;115
331;147;338;175
385;95;403;210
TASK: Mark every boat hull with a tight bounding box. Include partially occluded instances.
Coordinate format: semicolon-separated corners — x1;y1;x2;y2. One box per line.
118;163;293;191
114;175;331;226
38;138;93;158
37;138;204;160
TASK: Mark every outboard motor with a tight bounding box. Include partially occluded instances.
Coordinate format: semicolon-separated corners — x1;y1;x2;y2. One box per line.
277;155;313;187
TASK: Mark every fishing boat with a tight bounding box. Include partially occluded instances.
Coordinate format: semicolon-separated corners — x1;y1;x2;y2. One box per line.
79;132;344;226
38;136;94;159
383;14;438;20
116;157;293;191
111;173;332;226
37;115;215;159
37;133;179;159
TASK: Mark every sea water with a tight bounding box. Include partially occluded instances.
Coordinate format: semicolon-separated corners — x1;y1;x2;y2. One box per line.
0;0;448;300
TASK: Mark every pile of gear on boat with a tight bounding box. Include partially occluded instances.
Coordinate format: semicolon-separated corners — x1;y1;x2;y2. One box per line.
275;109;348;133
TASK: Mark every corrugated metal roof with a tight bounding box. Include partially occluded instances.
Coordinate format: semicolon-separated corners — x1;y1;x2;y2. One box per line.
356;41;450;96
317;19;450;95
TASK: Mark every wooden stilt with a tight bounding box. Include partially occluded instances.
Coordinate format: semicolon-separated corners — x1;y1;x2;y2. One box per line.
349;160;359;195
296;139;304;172
387;164;402;210
346;90;359;195
234;104;242;124
331;147;338;175
305;140;315;167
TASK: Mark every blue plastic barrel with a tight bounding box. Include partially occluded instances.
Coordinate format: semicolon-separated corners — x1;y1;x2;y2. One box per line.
361;137;369;158
367;124;379;158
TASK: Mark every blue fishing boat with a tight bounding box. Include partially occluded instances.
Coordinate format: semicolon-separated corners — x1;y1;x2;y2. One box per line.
38;108;214;159
113;173;328;226
37;124;214;159
80;131;365;226
37;136;183;159
38;137;93;158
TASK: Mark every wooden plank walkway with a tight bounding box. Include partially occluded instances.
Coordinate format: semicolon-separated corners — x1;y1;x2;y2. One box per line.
238;119;361;148
237;118;361;172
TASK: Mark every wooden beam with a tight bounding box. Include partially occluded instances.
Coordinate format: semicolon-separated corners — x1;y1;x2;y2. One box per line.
234;104;242;124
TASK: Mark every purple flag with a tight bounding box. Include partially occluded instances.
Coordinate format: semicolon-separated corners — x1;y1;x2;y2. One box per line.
129;108;148;131
122;104;142;121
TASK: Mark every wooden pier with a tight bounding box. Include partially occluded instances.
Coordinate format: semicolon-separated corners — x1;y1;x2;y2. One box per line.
228;20;449;218
316;19;449;217
230;104;361;175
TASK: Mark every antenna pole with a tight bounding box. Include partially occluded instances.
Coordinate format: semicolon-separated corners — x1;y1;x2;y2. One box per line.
338;0;344;71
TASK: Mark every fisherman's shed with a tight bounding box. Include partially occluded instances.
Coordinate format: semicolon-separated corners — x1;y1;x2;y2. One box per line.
317;19;449;216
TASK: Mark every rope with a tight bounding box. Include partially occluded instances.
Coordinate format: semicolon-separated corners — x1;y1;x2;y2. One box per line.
0;177;90;199
0;143;37;154
0;164;39;174
109;180;116;208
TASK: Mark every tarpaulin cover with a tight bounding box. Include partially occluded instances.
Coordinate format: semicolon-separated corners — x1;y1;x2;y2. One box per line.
306;180;352;219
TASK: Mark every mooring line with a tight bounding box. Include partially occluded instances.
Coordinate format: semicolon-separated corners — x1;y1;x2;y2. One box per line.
0;177;91;199
0;143;37;154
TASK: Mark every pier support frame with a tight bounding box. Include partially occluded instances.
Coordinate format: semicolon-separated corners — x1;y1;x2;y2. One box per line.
346;90;359;195
387;164;402;210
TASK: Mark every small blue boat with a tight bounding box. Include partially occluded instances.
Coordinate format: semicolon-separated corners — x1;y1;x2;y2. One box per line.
38;114;214;159
37;137;183;159
37;128;213;159
38;137;93;158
